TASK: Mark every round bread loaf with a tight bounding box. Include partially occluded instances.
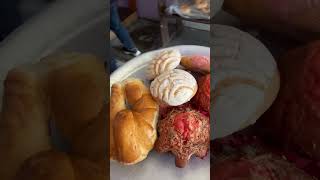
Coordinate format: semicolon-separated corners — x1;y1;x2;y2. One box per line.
212;24;280;139
146;49;181;80
150;69;198;106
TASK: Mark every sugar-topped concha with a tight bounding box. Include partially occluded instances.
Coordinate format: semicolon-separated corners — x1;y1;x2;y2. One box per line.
147;49;181;80
150;69;198;106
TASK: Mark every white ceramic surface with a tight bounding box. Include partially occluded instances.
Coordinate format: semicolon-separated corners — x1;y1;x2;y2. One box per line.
110;45;210;180
212;24;279;139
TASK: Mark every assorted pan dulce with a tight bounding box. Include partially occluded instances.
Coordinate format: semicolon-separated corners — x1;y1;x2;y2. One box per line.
110;49;210;168
0;48;210;180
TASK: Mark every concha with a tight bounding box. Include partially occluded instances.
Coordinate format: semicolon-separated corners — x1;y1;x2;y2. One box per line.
147;49;181;80
150;69;198;106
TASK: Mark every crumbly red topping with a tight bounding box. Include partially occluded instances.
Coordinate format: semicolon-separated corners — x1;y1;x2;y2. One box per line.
155;107;210;167
173;112;200;140
193;74;210;112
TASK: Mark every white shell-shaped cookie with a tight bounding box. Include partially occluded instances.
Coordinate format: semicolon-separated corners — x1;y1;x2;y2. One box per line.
146;49;181;80
150;69;197;106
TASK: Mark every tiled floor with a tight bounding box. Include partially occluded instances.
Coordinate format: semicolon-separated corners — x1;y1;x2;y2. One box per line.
111;19;210;64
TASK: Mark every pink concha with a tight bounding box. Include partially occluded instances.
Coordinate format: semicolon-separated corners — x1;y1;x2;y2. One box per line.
181;55;210;73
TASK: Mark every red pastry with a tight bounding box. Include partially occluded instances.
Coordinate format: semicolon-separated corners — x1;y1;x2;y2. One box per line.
193;74;210;112
181;55;210;74
155;106;210;168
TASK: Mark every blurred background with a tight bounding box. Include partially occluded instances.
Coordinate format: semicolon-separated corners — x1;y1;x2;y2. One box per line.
0;0;56;41
1;0;210;64
110;0;210;64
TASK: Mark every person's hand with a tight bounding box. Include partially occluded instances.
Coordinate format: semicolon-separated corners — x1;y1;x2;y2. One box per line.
223;0;320;41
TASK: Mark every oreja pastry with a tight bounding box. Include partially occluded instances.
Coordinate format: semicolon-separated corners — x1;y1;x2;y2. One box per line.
150;69;198;106
110;79;159;165
147;49;181;80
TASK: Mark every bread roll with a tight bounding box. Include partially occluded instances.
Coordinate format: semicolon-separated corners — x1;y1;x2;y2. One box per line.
109;83;126;160
0;52;106;180
212;24;280;139
150;69;198;106
147;49;181;80
123;78;149;105
110;79;159;165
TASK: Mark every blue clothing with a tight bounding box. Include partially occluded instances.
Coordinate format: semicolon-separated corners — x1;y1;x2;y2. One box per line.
110;2;136;50
105;58;118;74
110;58;118;73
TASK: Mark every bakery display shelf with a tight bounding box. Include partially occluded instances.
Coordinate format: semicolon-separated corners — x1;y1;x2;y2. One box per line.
157;0;210;46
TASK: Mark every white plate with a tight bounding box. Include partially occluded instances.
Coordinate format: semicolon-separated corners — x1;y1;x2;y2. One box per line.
110;45;210;180
211;24;279;139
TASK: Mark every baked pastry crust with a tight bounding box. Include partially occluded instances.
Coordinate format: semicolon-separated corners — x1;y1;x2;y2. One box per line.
147;49;181;80
150;69;198;106
110;79;159;165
